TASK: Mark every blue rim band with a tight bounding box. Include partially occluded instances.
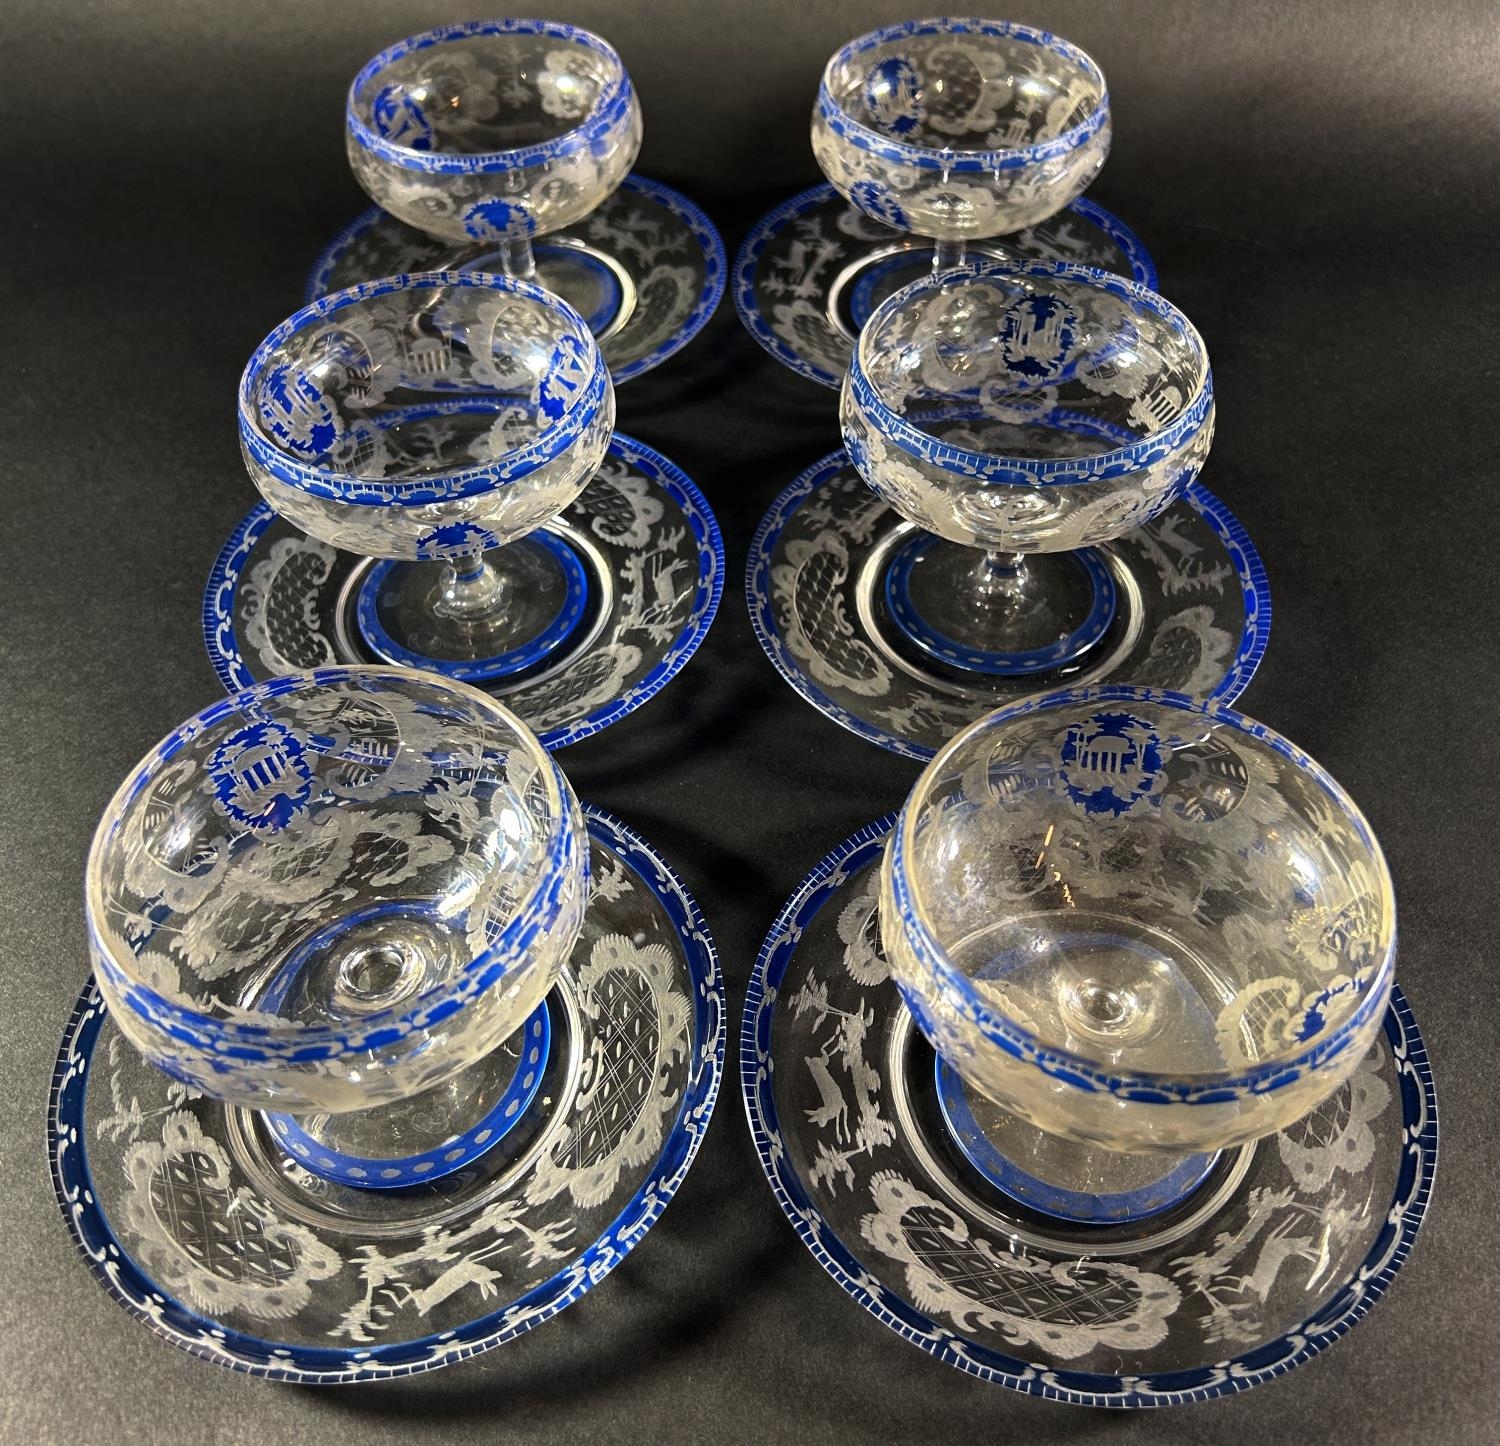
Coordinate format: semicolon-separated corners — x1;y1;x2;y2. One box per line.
744;450;1271;760
305;176;728;387
732;185;1158;389
265;1001;551;1189
52;805;724;1382
818;19;1109;173
347;20;633;175
356;530;591;683
741;817;1438;1406
204;431;725;752
847;259;1213;487
888;683;1397;1106
237;271;607;506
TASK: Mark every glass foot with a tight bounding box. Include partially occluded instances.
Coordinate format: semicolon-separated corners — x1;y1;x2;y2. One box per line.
462;240;633;340
883;536;1116;676
933;1056;1218;1224
357;531;593;684
265;1002;551;1189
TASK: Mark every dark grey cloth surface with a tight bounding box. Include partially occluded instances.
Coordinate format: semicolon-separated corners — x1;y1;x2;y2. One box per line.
3;2;1496;1441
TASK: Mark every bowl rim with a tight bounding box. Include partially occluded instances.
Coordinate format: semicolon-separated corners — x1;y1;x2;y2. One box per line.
888;683;1399;1104
346;18;635;174
817;17;1109;174
237;270;609;507
84;665;584;1060
845;258;1214;487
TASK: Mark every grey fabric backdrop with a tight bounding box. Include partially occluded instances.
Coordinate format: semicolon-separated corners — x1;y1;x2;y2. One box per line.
3;2;1497;1441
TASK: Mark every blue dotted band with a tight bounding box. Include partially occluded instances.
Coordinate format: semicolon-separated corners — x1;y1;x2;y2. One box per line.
265;1002;551;1189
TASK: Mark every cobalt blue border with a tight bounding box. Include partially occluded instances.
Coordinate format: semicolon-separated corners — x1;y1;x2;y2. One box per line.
347;20;634;175
731;184;1157;389
50;805;725;1383
204;431;725;752
846;259;1213;486
238;271;607;506
817;19;1108;173
740;817;1437;1406
744;449;1271;760
304;176;728;386
888;683;1395;1106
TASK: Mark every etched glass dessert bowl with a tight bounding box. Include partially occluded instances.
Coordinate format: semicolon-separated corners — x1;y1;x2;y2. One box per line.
881;685;1396;1212
54;665;725;1377
813;19;1109;282
239;269;612;685
842;260;1214;681
86;666;587;1120
346;19;643;331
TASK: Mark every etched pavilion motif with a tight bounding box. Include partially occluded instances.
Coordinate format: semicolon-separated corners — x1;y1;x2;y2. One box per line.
735;184;1158;390
206;720;316;833
1057;710;1165;816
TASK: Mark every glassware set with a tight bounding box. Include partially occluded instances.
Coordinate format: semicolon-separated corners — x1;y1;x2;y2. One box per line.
49;14;1434;1408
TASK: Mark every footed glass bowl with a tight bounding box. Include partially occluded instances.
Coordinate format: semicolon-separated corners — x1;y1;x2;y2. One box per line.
842;261;1213;680
347;20;642;271
881;685;1396;1159
238;271;613;679
843;260;1213;554
813;18;1110;262
87;666;588;1114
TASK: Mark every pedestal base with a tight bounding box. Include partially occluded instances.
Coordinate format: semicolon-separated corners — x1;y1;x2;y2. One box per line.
265;1002;550;1189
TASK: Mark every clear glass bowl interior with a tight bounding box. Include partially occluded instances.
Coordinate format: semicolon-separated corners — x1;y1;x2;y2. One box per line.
87;668;578;1040
892;692;1395;1083
242;275;601;485
825;21;1105;155
352;29;622;156
856;266;1207;467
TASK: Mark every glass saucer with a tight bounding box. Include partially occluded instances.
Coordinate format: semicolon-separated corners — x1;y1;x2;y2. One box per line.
734;184;1156;389
747;451;1269;759
206;432;723;750
49;806;724;1382
742;819;1437;1407
308;176;725;384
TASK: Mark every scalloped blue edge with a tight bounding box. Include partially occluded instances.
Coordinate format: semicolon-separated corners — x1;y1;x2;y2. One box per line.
740;817;1438;1407
203;429;725;751
305;175;727;386
744;449;1270;761
48;804;725;1384
732;183;1158;389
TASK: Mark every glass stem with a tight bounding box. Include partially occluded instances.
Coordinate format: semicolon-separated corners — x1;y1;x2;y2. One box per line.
976;550;1029;603
931;237;968;273
436;548;507;623
498;236;537;280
